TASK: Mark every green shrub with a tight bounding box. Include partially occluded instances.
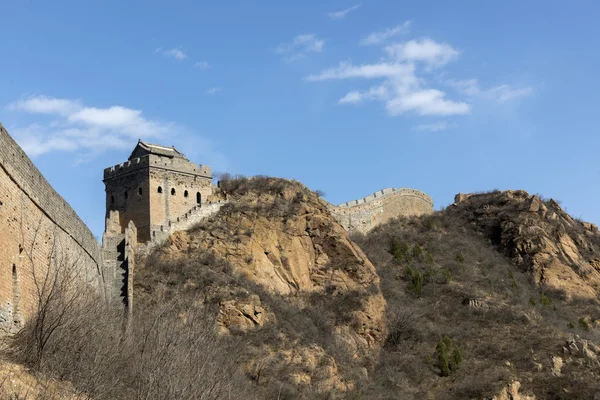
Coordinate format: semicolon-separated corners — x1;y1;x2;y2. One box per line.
425;251;435;266
413;243;423;260
456;252;465;263
579;317;590;331
434;335;463;377
441;268;453;283
540;293;552;308
390;238;412;264
404;265;424;297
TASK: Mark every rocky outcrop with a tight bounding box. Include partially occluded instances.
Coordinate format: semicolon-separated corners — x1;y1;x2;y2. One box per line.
491;381;535;400
143;177;386;395
450;190;600;301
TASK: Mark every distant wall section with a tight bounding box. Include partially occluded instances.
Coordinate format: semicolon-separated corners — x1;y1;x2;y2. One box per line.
0;124;102;332
329;188;434;234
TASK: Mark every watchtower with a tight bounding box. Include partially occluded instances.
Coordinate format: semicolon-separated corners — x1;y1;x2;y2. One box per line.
103;141;213;243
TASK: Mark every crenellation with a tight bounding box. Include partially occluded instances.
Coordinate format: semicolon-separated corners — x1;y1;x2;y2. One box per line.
330;187;434;234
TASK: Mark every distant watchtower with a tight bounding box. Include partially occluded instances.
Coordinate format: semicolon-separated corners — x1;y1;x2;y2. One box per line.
103;141;213;243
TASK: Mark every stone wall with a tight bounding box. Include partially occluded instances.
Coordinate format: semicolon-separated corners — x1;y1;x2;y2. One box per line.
148;165;213;235
0;124;102;332
147;201;225;248
329;188;434;234
104;154;213;243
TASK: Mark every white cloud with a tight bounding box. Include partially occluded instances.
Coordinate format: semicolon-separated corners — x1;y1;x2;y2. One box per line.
446;78;481;96
327;4;361;20
206;87;222;95
414;121;455;132
307;57;469;116
386;89;470;116
307;61;415;81
155;47;187;61
6;95;172;157
8;96;80;116
360;21;411;45
276;34;325;62
194;61;209;69
339;85;388;104
486;85;533;102
448;79;533;102
385;39;459;68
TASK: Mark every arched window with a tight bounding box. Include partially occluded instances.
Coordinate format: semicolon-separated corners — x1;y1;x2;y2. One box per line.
158;186;163;193
184;190;189;198
171;188;176;196
196;192;201;205
138;187;143;196
110;195;115;205
124;191;128;200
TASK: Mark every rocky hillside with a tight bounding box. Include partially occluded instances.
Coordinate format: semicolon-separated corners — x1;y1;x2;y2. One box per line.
5;180;600;399
354;190;600;399
452;191;600;300
136;176;386;397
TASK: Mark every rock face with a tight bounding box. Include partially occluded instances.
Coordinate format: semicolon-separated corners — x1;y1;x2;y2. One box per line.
145;177;386;394
452;190;600;301
491;381;536;400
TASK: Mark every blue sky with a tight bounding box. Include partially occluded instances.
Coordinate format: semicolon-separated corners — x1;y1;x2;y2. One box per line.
1;1;599;239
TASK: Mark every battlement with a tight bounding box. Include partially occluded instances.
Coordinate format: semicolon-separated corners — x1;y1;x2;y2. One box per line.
103;154;212;180
337;188;433;208
329;187;434;234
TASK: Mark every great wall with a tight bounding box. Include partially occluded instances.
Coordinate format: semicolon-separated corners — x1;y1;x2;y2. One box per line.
0;123;434;332
0;124;102;331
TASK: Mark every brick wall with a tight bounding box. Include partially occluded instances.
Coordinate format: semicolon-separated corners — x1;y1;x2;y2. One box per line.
0;124;102;332
329;188;434;234
103;154;213;243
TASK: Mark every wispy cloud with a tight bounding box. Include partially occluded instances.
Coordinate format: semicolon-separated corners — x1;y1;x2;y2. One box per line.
360;21;411;45
276;34;325;62
306;46;470;117
154;47;188;61
205;87;222;95
7;95;172;157
307;61;414;81
487;85;533;102
194;61;209;69
447;79;533;102
385;39;459;68
327;4;361;20
414;121;455;132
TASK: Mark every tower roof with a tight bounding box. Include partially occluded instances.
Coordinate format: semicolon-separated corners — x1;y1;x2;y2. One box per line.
128;140;187;160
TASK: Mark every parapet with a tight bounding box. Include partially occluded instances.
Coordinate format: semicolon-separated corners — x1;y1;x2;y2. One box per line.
103;154;212;180
329;187;434;234
337;188;433;209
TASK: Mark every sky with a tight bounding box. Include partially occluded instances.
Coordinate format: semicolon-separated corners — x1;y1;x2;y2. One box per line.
1;0;599;240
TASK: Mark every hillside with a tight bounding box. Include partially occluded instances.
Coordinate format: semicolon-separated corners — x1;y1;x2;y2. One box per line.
4;179;600;399
354;190;600;399
136;176;386;397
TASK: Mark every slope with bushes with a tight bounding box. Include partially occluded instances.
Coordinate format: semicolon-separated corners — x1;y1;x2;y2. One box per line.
135;176;386;398
353;190;600;399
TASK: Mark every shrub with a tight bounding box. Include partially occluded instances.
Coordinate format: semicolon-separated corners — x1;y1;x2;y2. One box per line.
390;238;412;264
404;265;425;297
434;335;463;377
579;317;590;331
